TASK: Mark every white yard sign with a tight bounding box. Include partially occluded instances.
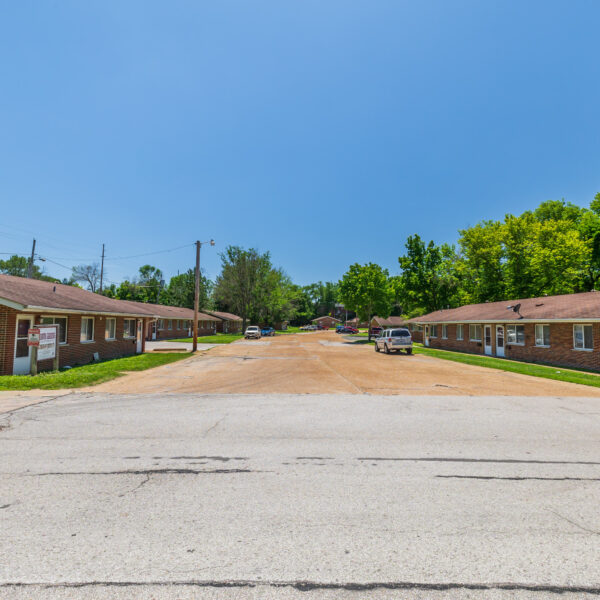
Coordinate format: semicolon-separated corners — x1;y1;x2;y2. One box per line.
37;325;58;361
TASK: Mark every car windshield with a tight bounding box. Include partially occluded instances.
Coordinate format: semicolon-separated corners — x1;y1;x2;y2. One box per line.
247;327;258;331
391;329;410;337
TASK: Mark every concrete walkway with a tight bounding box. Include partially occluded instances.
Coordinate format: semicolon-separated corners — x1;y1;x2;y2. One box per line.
145;340;217;352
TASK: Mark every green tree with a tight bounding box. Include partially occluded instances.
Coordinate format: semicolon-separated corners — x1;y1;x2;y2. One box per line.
213;246;273;330
398;235;459;315
161;269;212;309
338;263;393;339
0;254;59;282
457;221;505;303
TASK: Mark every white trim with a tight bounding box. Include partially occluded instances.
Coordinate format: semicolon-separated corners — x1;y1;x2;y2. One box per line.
40;315;68;345
0;297;26;310
80;316;95;343
469;324;482;342
105;317;117;341
123;318;137;339
573;323;593;351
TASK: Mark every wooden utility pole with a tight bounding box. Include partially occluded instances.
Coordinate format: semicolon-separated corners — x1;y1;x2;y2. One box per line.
27;238;36;278
193;241;200;352
99;243;105;293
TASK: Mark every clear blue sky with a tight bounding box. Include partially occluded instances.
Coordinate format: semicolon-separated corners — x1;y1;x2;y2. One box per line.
1;0;599;286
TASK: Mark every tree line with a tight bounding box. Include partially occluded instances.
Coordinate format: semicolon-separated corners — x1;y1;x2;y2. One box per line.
0;245;344;329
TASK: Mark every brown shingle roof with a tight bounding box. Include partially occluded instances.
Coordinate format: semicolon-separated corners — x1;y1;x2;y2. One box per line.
0;274;153;316
411;291;600;323
372;316;407;327
124;301;218;321
311;316;341;322
206;311;242;321
0;274;218;320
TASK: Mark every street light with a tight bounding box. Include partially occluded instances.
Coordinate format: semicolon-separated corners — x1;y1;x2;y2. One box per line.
193;239;215;352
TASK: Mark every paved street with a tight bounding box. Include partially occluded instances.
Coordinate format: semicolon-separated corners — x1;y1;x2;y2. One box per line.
89;331;600;397
2;389;600;599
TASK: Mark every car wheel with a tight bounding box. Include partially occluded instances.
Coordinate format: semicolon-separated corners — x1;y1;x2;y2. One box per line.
375;343;380;352
406;348;413;355
384;344;390;354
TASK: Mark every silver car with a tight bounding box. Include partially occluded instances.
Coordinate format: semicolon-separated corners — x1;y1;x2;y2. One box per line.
244;326;262;339
374;328;413;354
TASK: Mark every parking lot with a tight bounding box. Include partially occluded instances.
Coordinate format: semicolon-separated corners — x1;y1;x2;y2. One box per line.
91;330;600;397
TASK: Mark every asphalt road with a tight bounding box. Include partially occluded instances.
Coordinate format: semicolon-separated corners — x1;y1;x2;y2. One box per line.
2;391;600;599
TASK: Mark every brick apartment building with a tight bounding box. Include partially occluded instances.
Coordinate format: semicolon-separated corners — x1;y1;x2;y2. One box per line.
410;291;600;371
311;315;341;329
206;311;243;333
0;274;218;375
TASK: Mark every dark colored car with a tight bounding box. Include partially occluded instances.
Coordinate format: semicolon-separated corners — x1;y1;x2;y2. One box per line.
336;326;359;334
371;327;383;337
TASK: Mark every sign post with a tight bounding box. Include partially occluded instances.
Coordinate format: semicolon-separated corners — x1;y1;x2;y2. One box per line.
28;324;59;376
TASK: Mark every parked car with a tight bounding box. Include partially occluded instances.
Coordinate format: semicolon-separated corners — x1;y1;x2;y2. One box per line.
336;326;359;334
374;328;413;354
244;326;262;339
261;326;275;337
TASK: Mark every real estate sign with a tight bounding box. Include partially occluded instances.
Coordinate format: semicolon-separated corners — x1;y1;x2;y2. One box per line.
37;325;58;361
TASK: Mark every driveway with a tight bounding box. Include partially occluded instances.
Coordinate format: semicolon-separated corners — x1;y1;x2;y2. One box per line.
2;391;600;598
93;331;600;397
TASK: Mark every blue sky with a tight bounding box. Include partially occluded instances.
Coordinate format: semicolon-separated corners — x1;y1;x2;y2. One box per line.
1;0;599;286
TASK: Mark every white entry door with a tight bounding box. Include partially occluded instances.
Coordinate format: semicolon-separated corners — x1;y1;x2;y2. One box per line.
151;321;157;340
136;320;143;353
496;325;505;357
424;326;430;347
14;316;33;374
484;325;492;355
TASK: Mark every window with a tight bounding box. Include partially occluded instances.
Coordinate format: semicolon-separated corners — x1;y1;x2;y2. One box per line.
430;324;438;338
469;324;482;342
506;324;525;345
574;324;593;350
80;317;94;342
457;324;464;340
168;320;173;330
41;316;68;344
535;324;550;347
391;329;410;337
442;324;448;339
105;318;116;340
158;319;165;330
123;319;136;338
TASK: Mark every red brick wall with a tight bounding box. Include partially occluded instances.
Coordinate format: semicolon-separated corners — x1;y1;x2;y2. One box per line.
33;314;147;372
216;319;241;333
0;306;18;376
425;322;600;371
427;324;485;354
154;319;216;339
314;317;340;329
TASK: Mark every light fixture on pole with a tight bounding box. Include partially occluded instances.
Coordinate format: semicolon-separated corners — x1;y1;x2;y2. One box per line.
193;239;215;352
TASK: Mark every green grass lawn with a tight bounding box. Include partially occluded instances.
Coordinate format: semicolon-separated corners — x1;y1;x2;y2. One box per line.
414;345;600;389
276;326;302;334
0;353;190;391
170;333;243;344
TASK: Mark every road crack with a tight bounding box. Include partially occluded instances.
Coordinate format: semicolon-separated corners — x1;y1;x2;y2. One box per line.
548;509;600;536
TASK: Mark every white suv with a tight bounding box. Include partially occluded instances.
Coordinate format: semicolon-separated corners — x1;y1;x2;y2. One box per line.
244;326;261;339
375;328;413;355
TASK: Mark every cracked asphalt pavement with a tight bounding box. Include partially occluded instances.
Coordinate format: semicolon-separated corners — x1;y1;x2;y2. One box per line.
2;390;600;599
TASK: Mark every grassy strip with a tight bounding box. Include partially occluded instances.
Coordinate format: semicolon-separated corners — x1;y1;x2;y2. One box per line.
413;345;600;388
170;334;243;344
275;326;302;334
0;353;190;391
